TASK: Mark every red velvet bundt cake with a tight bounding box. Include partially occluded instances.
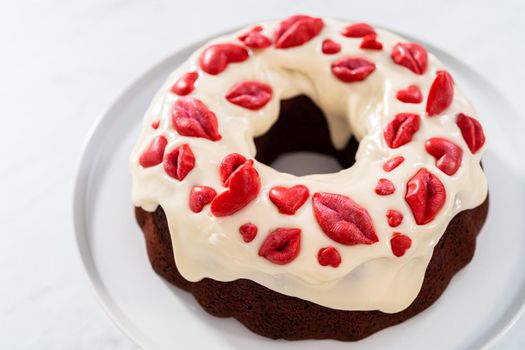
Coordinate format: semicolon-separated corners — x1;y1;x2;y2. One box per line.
130;15;488;340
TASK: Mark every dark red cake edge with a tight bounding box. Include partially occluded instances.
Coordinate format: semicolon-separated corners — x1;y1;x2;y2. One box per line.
134;195;488;341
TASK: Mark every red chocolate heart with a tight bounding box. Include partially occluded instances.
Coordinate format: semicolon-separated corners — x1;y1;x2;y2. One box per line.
210;164;261;217
317;246;341;267
390;233;412;257
360;34;383;50
341;23;375;38
384;113;420;148
321;39;341;54
331;56;376;82
405;168;446;225
396;85;423;104
139;135;167;168
386;209;403;227
425;137;463;176
171;71;198;96
312;192;378;245
269;185;309;215
258;228;301;264
239;223;258;243
391;42;428;75
274;15;324;49
198;43;249;75
189;186;217;213
238;26;272;48
383;156;405;172
225;81;272;110
456;113;486;154
163;143;196;181
426;71;454;116
172;97;221;141
375;178;395;195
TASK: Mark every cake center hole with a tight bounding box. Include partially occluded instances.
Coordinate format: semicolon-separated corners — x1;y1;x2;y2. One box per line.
254;95;358;176
270;152;342;176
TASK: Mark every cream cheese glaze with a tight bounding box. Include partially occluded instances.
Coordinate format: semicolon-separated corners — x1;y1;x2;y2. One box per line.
129;17;487;313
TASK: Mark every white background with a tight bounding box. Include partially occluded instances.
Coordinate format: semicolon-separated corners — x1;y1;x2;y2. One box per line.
1;0;524;349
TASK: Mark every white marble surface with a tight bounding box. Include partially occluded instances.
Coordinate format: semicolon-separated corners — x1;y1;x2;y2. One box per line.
1;0;524;349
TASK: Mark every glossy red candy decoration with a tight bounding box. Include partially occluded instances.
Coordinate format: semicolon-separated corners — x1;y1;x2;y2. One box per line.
405;168;446;225
171;71;198;96
198;43;249;75
396;85;423;104
391;43;428;75
238;26;272;48
189;186;217;213
151;120;160;130
225;81;272;110
139;135;167;168
258;228;301;264
360;34;383;50
163;143;196;181
219;153;252;185
390;233;412;257
383;156;405;172
384;113;420;148
426;71;454;116
456;113;486;153
312;192;378;245
321;39;341;54
274;15;324;49
425;137;463;176
375;178;395;195
317;247;341;267
172;97;221;141
210;164;261;217
331;56;376;82
246;25;263;32
269;185;309;215
239;223;258;243
386;209;403;227
341;23;375;38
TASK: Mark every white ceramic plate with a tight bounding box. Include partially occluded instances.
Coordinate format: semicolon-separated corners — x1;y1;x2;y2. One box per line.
74;29;525;350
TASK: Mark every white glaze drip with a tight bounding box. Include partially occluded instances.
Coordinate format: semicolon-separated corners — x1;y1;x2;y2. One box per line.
129;18;487;313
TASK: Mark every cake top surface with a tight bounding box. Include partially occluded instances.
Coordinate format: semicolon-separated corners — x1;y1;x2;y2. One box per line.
130;15;487;312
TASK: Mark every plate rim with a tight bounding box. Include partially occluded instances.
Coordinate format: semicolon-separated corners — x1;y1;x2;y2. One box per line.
72;23;525;350
72;34;218;350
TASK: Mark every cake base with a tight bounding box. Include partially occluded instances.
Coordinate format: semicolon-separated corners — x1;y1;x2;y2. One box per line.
134;196;487;341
